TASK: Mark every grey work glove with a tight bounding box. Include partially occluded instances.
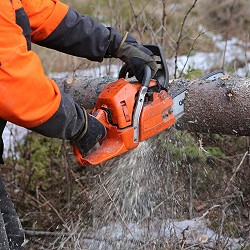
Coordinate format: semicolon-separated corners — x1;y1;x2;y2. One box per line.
104;30;157;82
72;112;106;156
113;33;157;83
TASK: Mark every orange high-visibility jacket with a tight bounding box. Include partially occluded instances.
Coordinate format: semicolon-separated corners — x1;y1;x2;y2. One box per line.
0;0;69;128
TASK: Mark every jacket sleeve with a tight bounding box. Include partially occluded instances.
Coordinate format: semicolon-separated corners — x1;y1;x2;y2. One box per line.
36;8;124;61
23;0;124;61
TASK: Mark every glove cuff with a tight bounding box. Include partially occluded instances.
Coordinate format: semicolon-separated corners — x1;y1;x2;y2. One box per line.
104;29;138;58
72;113;107;156
71;107;88;141
117;31;129;51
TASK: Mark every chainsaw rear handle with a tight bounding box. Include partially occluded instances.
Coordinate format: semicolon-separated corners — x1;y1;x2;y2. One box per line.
118;44;169;89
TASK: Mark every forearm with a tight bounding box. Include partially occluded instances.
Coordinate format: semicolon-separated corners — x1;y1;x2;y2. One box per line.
31;91;85;140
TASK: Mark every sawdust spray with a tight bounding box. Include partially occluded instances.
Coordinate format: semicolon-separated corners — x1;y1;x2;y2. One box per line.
55;131;184;249
90;138;171;223
81;132;180;247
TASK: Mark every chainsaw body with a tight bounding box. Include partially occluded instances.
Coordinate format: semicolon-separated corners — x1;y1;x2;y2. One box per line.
74;45;177;165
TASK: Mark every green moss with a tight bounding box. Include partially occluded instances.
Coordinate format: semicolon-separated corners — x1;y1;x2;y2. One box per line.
204;146;226;159
18;133;63;191
161;130;207;164
179;65;203;79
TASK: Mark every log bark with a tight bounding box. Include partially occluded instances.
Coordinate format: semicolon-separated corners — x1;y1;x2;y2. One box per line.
54;75;250;136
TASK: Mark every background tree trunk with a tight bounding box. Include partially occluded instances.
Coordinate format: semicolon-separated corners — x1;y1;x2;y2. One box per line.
55;75;250;136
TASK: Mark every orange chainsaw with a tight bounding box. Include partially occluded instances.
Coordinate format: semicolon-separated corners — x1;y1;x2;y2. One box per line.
74;45;186;165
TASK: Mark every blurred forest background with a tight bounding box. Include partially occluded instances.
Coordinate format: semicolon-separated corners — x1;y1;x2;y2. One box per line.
1;0;249;249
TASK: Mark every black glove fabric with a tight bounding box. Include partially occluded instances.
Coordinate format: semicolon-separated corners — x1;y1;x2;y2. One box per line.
72;113;106;156
114;33;158;83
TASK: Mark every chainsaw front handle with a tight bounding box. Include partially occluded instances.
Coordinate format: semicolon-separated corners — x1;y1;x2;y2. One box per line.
143;44;169;89
141;65;151;87
119;64;151;87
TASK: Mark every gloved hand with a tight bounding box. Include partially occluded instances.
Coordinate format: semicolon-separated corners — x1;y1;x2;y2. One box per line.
72;112;106;157
113;33;158;83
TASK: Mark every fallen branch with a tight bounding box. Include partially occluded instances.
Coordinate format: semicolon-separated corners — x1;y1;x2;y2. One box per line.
224;151;249;193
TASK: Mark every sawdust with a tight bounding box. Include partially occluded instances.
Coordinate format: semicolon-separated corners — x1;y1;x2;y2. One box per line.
50;76;250;249
54;132;187;249
89;136;172;225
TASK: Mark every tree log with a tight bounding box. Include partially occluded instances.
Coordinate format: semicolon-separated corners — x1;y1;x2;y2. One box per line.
54;75;250;136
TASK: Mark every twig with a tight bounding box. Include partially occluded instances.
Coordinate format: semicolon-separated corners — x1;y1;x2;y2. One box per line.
180;226;189;249
25;230;70;237
221;0;235;69
128;0;143;41
246;136;250;165
174;0;198;78
38;192;70;231
137;185;184;224
244;34;250;77
160;0;167;46
224;151;248;194
179;28;206;77
197;204;221;220
216;203;230;249
184;242;215;250
189;164;193;219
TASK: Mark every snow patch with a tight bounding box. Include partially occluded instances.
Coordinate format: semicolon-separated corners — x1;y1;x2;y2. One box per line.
83;218;244;249
2;123;28;158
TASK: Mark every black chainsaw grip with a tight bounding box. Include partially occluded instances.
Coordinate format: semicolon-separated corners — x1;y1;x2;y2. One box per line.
118;64;129;79
118;64;151;87
141;65;151;87
118;44;169;89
